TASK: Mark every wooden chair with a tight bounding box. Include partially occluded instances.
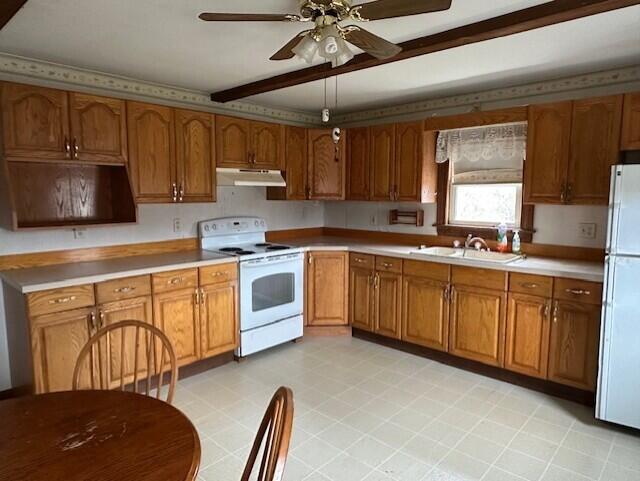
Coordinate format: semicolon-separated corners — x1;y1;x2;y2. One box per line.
72;320;178;404
241;387;294;481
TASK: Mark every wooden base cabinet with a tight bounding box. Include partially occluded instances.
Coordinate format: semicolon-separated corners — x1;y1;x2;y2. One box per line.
349;264;375;331
449;285;506;367
547;300;600;391
402;276;449;351
374;271;402;339
307;252;349;326
200;281;239;358
504;293;551;378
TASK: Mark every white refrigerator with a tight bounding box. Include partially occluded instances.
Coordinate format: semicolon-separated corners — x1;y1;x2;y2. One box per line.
596;164;640;429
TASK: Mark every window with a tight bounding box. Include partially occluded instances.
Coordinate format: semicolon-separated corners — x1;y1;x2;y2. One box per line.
449;183;522;228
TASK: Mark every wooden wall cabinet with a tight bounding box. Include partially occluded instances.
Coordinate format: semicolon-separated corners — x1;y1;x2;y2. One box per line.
525;97;623;205
267;126;308;200
395;121;436;202
346;127;370;200
621;92;640;150
216;115;282;170
306;251;349;326
369;124;396;201
307;129;346;200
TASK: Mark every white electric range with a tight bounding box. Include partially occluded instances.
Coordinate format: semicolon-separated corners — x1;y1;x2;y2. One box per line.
199;216;304;357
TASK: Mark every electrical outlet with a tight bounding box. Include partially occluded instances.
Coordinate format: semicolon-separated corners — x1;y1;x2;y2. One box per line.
173;218;182;233
579;223;597;239
370;215;377;226
72;228;87;240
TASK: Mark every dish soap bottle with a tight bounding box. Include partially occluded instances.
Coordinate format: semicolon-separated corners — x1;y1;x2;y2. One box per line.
497;222;508;253
512;229;522;255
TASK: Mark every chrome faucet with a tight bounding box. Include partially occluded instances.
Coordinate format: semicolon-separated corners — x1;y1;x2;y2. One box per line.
464;235;490;253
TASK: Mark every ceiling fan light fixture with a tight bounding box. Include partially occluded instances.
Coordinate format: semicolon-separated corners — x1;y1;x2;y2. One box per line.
291;35;318;63
331;37;354;67
319;35;339;58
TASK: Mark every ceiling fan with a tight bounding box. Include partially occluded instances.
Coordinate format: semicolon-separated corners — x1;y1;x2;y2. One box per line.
199;0;452;67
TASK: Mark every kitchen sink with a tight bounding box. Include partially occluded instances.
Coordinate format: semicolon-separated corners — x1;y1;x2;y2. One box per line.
411;246;523;264
412;246;461;257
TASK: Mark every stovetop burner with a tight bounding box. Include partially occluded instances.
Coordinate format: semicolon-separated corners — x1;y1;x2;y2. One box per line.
266;245;290;251
255;243;271;247
220;247;243;252
236;250;256;255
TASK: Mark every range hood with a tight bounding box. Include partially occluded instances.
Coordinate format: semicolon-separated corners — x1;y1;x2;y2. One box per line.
216;168;286;187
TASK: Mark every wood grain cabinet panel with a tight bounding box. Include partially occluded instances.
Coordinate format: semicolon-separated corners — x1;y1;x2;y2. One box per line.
369;124;395;201
27;284;95;318
1;82;71;161
252;121;283;170
567;96;622;204
395;121;437;202
505;293;551;378
283;126;308;200
30;307;95;393
449;285;506;367
175;109;215;202
349;265;374;332
547;300;600;391
374;271;402;339
200;281;238;358
216;115;251;167
307;129;346;200
346;127;370;200
306;252;348;326
524;102;572;204
153;288;200;366
69;92;128;164
97;296;153;389
127;101;176;202
621;93;640;150
402;276;449;351
95;275;151;304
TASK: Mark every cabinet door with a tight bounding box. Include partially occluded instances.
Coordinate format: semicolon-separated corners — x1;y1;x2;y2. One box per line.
308;129;345;200
69;92;127;163
127;101;176;202
567;96;623;205
307;252;348;326
504;293;551;378
97;296;153;389
200;281;238;358
1;83;70;161
216;115;251;167
252;121;283;170
394;121;423;201
31;307;94;393
153;288;200;366
548;300;600;391
402;276;449;351
349;266;374;331
175;109;215;202
524;102;572;204
285;126;308;200
374;271;402;339
369;124;395;201
449;285;506;367
621;93;640;150
346;127;370;200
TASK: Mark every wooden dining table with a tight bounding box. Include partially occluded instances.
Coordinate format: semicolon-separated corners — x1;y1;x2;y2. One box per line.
0;390;201;481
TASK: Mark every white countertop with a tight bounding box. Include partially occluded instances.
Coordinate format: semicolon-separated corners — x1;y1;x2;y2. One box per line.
0;237;604;294
286;236;605;283
0;250;236;293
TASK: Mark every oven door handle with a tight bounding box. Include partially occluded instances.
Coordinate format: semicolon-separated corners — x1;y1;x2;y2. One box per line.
241;256;302;268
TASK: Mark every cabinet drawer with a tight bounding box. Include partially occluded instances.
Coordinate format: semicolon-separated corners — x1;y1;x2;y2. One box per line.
375;256;402;273
350;253;374;269
403;260;449;282
152;269;198;294
554;278;602;305
452;266;507;291
27;284;95;317
200;263;238;286
509;273;553;298
95;275;151;304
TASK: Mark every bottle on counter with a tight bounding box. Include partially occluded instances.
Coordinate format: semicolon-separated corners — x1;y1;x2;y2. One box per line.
512;229;522;255
497;222;508;253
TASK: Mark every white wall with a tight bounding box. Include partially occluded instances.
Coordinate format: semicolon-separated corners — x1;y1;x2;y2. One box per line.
0;187;324;390
325;201;608;249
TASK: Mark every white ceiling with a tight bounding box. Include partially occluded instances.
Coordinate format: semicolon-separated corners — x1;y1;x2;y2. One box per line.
1;0;639;114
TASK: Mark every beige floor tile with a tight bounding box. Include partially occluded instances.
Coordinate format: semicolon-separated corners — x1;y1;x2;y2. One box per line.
199;455;244;481
296;410;338;435
334;387;378;408
347;435;396;468
389;407;434;433
453;396;496;418
607;444;640;472
199;438;230;469
497;394;540;416
378;451;433;481
533;405;576;428
316;421;364;450
421;420;468;448
613;432;640;452
179;398;217;422
293;437;342;469
482;467;529;481
471;420;518;446
520;418;569;445
599;462;640;481
363;470;397;481
561;430;611;461
551;446;605;480
495;449;547;481
509;431;559;463
437;450;490;481
208;423;255;453
315;397;357;421
320;453;374;481
302;471;334;481
342;409;386;434
485;406;530;430
407;396;451;418
455;434;504;464
422;467;466;481
282;456;317;481
370;422;415;448
363;398;405;420
402;435;450;465
539;465;592;481
438;407;482;432
466;385;507;405
423;387;464;405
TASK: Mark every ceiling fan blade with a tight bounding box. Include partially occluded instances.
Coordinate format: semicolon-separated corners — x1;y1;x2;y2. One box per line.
344;27;402;60
352;0;452;21
270;33;306;61
198;13;295;22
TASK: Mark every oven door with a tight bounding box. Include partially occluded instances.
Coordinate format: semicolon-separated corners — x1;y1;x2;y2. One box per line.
239;253;304;331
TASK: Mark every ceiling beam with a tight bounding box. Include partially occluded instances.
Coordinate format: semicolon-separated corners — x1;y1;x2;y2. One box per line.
0;0;27;30
210;0;640;103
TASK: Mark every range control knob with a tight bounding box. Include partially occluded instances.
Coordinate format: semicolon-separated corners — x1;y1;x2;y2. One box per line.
254;220;259;227
212;224;217;230
204;225;210;232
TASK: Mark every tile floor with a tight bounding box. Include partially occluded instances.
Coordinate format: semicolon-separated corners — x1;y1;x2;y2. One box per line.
174;336;640;481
